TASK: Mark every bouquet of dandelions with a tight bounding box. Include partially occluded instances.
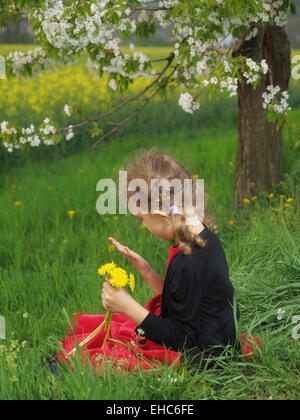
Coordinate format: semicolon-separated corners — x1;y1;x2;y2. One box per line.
68;262;135;357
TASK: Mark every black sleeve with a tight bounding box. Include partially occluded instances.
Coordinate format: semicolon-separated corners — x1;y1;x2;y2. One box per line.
134;258;207;351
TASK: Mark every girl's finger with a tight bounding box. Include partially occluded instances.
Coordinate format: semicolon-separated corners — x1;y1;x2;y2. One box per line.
108;237;130;256
109;237;123;250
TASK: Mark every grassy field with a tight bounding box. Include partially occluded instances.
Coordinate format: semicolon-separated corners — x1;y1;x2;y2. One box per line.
0;45;299;400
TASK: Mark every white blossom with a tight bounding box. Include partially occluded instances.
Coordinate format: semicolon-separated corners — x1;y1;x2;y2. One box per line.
0;0;293;152
277;308;285;320
262;85;291;115
291;316;300;340
108;78;117;91
178;92;200;114
64;104;72;117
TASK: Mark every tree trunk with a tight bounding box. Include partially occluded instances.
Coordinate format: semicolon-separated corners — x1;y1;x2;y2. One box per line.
232;23;291;209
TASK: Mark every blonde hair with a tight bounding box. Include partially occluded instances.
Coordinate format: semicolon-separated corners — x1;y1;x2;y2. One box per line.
121;149;217;256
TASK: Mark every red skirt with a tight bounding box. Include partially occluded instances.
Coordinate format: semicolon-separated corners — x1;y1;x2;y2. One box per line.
55;294;261;374
55;294;181;374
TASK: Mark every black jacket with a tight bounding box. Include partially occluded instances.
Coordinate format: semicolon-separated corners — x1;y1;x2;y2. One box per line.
135;224;240;367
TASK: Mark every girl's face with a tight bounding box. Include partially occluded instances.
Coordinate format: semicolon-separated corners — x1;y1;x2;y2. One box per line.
137;213;175;240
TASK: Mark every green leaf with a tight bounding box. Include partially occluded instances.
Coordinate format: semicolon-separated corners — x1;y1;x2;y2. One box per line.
290;1;297;16
87;123;103;139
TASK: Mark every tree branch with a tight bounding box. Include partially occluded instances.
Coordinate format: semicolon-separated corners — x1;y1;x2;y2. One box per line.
57;51;175;136
91;63;179;149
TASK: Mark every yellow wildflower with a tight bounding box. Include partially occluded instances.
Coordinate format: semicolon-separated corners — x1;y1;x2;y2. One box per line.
251;195;257;201
114;216;119;220
68;210;76;219
109;267;129;288
108;244;115;253
98;262;135;290
192;174;199;179
286;198;294;203
252;216;257;221
268;193;274;198
98;262;117;277
128;273;135;292
229;219;234;225
14;201;22;206
284;203;294;209
243;198;250;204
228;161;233;166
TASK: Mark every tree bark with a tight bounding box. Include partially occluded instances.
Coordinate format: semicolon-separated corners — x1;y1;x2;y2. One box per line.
232;23;291;209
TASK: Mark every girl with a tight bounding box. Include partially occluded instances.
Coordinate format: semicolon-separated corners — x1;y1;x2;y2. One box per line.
101;149;240;370
54;150;257;374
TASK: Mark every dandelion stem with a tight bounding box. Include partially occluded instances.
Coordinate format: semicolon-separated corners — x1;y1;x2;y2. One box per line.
102;311;113;350
67;316;107;357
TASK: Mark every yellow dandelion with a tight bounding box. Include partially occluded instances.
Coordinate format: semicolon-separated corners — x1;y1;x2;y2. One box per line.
243;198;250;204
252;216;257;220
68;210;76;219
228;161;233;166
268;193;274;198
284;203;294;209
229;219;234;225
113;216;119;220
192;174;199;179
109;267;129;288
286;198;294;203
14;201;22;206
98;262;117;276
251;195;257;201
98;262;135;290
128;273;135;292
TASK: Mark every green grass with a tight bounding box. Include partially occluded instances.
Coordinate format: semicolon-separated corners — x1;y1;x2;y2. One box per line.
0;118;299;400
0;44;299;400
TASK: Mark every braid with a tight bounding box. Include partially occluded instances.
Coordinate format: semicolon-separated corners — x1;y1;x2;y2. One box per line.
171;213;207;255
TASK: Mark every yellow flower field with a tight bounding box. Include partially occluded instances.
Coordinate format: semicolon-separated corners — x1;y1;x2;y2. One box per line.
0;45;173;124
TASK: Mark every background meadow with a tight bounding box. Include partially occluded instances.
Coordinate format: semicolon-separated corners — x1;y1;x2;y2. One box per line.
0;45;299;400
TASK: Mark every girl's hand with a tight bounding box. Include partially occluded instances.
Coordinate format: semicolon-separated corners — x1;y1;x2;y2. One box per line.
102;279;133;314
102;279;150;325
108;237;150;274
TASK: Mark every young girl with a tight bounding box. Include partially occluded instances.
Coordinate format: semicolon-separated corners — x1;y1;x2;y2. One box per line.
54;150;256;374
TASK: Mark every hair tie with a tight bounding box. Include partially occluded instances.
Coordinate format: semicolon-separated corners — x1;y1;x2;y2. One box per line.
128;188;141;202
169;205;180;215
